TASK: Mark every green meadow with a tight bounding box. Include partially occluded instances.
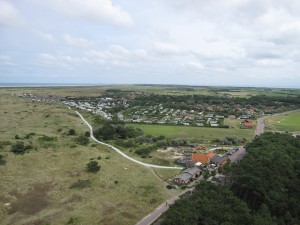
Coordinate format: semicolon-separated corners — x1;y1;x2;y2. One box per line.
129;124;254;142
265;111;300;133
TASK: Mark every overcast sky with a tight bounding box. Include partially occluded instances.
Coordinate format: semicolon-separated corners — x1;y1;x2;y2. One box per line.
1;0;300;87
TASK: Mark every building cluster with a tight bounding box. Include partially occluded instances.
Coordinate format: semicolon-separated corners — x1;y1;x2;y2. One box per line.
14;93;63;102
123;105;226;127
173;146;240;185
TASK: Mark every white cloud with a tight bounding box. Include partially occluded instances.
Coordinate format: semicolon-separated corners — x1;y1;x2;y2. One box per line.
154;42;182;55
64;34;95;48
255;59;292;66
39;53;71;69
33;0;133;27
34;30;55;42
186;61;204;70
0;1;23;26
0;54;16;65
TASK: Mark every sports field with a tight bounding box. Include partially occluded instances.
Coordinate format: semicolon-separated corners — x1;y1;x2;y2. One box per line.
129;124;254;142
265;111;300;133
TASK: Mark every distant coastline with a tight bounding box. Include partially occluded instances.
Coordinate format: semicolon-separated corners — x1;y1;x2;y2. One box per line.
0;83;299;89
0;83;101;88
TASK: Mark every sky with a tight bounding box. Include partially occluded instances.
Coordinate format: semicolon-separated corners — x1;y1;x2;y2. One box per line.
0;0;300;87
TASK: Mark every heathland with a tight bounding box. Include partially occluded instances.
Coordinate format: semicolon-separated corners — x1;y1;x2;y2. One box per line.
0;89;179;225
0;85;300;225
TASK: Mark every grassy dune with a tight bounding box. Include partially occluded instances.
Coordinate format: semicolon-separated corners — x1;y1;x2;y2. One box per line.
265;111;300;133
0;89;178;225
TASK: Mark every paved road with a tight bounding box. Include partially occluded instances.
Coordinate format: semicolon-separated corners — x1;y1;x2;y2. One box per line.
228;147;246;163
254;117;266;137
136;188;194;225
76;111;183;170
254;109;300;137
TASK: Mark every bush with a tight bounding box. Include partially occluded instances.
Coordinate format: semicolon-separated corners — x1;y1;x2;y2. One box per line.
0;154;6;165
86;161;101;173
76;135;89;146
68;129;76;136
38;135;57;142
85;131;90;137
11;141;27;154
69;179;91;189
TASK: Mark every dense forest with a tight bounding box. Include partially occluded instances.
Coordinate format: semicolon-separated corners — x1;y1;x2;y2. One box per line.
161;133;300;225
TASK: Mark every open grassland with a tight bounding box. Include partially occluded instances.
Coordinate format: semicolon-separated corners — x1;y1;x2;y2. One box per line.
265;111;300;133
0;89;179;225
129;124;254;142
5;85;299;98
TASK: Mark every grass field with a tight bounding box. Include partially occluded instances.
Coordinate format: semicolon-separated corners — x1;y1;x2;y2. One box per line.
265;111;300;133
5;85;300;98
129;124;254;142
0;89;180;225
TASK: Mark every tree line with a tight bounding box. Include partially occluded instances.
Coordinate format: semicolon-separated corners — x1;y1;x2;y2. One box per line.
161;133;300;225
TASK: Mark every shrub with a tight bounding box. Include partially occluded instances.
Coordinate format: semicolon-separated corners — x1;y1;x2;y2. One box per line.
38;135;57;142
86;161;101;173
0;154;6;165
11;141;27;154
76;135;89;146
68;129;76;136
69;179;91;189
85;131;90;137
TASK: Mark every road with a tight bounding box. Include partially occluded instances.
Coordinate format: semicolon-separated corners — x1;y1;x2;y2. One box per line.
254;109;300;137
135;188;194;225
254;117;266;137
76;111;183;170
228;147;246;163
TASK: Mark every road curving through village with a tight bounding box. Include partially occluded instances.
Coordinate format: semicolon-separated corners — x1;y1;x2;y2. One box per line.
76;111;183;170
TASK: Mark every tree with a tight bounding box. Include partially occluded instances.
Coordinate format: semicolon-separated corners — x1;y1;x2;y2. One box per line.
86;161;100;173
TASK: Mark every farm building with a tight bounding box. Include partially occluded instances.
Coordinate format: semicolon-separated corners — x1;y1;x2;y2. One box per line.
192;152;216;164
174;167;201;184
210;155;229;166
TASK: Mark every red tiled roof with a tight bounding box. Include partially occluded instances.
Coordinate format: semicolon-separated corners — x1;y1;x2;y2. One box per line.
243;122;253;127
192;153;216;164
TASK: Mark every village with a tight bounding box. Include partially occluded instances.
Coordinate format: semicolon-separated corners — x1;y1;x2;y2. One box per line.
170;145;245;187
61;95;256;128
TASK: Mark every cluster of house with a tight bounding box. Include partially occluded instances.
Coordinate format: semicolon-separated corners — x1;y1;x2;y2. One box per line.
15;93;63;102
123;106;225;127
173;148;237;185
63;98;128;120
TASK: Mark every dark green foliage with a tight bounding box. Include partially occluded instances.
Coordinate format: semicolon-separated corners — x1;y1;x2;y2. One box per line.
161;182;253;225
66;217;79;224
0;154;6;165
38;135;57;142
161;133;300;225
86;161;100;173
15;134;20;139
84;131;90;137
230;132;300;223
75;135;89;145
11;141;27;154
94;123;143;141
68;129;76;135
69;179;91;189
25;132;36;139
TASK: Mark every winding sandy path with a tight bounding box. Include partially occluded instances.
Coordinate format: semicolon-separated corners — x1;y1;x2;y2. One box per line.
76;111;183;170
